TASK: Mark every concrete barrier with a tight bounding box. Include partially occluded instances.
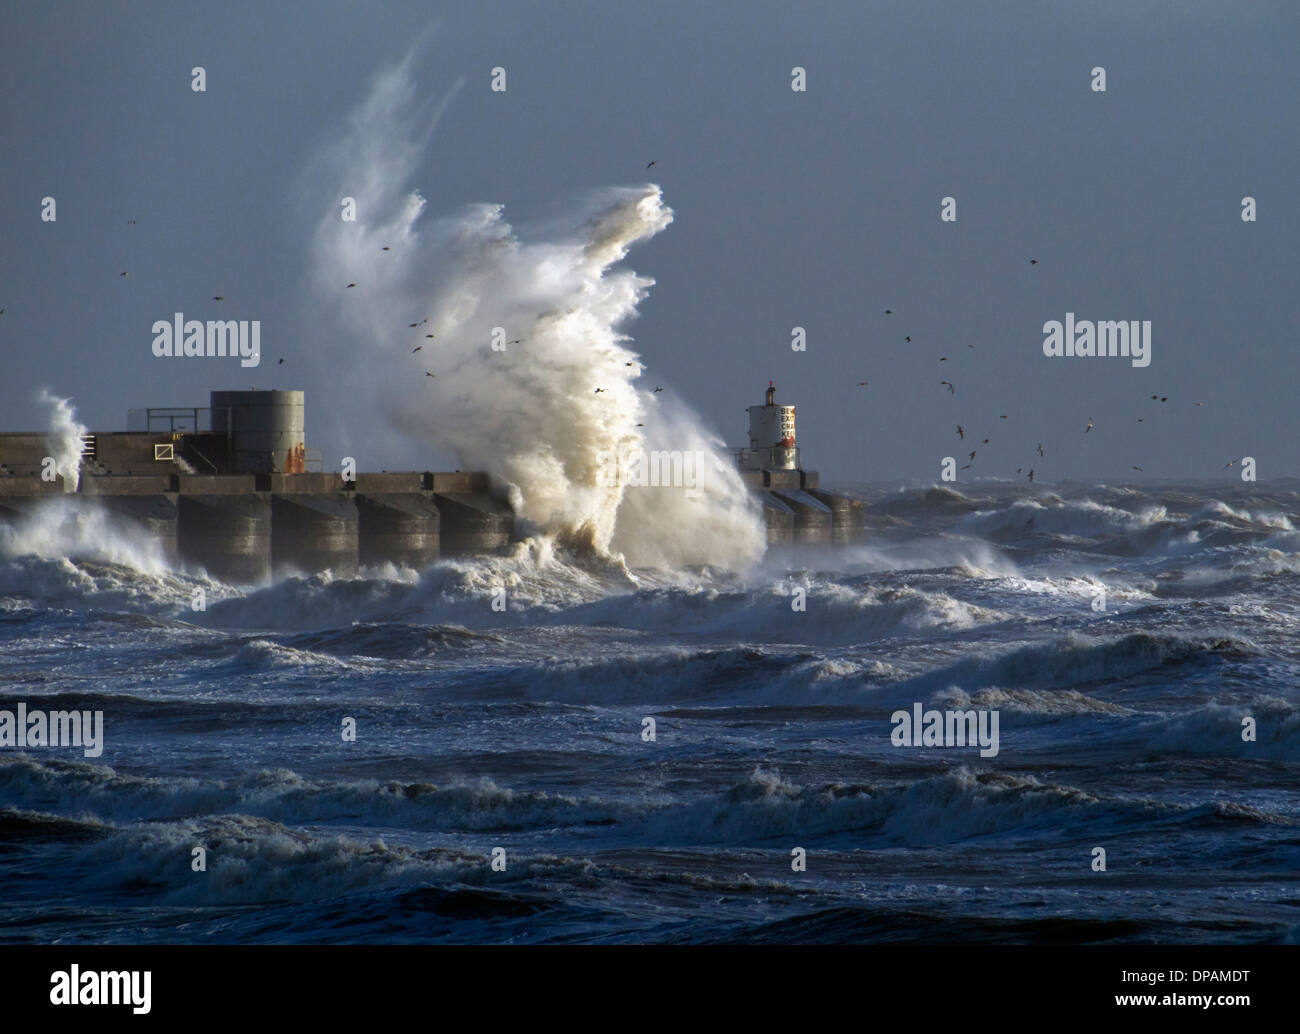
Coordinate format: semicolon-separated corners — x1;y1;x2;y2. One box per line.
270;494;359;578
809;490;868;545
355;493;440;569
772;489;833;544
177;495;271;584
432;492;513;555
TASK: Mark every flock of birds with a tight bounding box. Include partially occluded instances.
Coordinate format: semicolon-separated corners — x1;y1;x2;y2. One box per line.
860;278;1232;481
2;199;1238;482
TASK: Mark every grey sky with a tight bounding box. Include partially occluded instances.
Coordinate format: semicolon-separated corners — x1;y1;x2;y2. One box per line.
2;0;1296;483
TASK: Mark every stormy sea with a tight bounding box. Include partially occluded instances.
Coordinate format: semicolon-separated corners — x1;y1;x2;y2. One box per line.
2;479;1297;944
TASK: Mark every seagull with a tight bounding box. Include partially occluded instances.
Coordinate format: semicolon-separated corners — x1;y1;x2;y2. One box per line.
884;309;893;315
425;371;435;378
213;295;224;301
905;336;912;342
956;425;964;439
939;356;947;361
120;271;128;277
1160;397;1168;402
969;450;976;461
960;464;971;470
1028;468;1035;481
0;308;5;315
509;339;521;344
940;380;955;394
653;386;663;393
412;346;422;353
982;438;989;444
646;160;656;168
857;381;869;387
636;423;644;427
1132;465;1143;471
1030;259;1038;265
426;334;435;338
1085;417;1093;433
1000;415;1008;419
1195;402;1204;407
381;246;391;251
409;323;419;328
277;358;284;365
968;343;975;348
346;283;356;288
594;388;605;394
127;219;138;225
1223;459;1237;468
626;362;634;366
1036;443;1044;457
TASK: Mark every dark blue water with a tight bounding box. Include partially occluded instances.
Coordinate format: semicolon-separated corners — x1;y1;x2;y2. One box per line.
2;480;1298;943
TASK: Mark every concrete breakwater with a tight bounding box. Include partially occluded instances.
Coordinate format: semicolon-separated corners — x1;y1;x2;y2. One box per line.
0;469;513;584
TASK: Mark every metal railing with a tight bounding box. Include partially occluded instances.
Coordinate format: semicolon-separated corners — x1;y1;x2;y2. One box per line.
127;407;214;433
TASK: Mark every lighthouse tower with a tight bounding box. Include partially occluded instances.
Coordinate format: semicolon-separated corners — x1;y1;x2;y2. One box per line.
746;381;797;470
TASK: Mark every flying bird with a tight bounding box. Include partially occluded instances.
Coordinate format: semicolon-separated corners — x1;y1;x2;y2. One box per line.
999;415;1008;419
884;309;893;314
594;388;605;394
982;438;989;444
120;271;128;277
213;295;224;301
905;336;911;342
426;334;435;339
1028;469;1035;481
409;323;419;328
646;160;656;168
1030;259;1038;265
126;219;137;225
277;358;284;365
857;381;869;387
425;371;435;378
1085;417;1093;433
956;425;964;439
412;346;422;353
1036;443;1043;457
939;356;947;361
346;283;356;288
960;464;971;470
1132;466;1143;471
381;246;391;251
509;339;521;344
940;380;955;394
653;386;663;393
969;451;976;461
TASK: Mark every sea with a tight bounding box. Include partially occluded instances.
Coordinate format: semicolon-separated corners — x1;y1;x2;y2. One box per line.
2;479;1298;944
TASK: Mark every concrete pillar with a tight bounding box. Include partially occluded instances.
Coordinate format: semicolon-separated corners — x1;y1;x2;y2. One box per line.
270;494;358;578
355;493;440;569
178;495;272;584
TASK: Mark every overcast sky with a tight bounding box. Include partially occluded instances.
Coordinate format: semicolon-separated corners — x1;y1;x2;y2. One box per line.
2;0;1296;484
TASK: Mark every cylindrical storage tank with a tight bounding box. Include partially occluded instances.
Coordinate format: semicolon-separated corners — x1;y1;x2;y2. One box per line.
178;495;271;584
210;390;305;474
271;494;358;578
432;493;513;555
355;493;440;569
772;490;832;545
809;490;868;545
95;495;180;565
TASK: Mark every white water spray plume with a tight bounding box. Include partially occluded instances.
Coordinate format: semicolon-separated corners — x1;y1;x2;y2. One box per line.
36;389;87;493
303;50;764;571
